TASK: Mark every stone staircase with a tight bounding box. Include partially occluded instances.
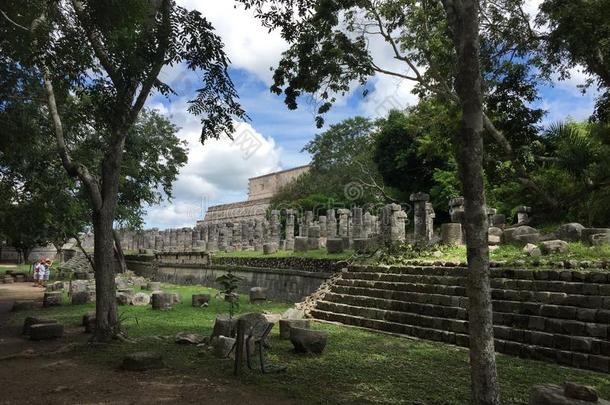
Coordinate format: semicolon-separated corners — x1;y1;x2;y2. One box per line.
310;265;610;373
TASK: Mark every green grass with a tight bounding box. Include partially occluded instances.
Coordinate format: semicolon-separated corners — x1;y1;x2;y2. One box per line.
213;248;354;260
375;243;610;268
8;283;610;404
0;264;31;274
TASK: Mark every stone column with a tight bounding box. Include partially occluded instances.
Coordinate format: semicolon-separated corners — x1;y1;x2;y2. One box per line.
270;210;281;246
425;202;435;242
308;225;322;249
516;205;531;224
338;209;350;237
318;215;327;238
410;193;430;244
327;209;337;238
363;212;372;238
352;208;364;239
286;210;295;250
449;197;465;223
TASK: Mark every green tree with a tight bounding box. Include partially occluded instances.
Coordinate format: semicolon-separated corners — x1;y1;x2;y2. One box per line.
239;0;505;400
0;0;244;340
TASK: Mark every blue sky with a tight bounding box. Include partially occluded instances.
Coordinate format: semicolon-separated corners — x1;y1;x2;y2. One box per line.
142;0;598;229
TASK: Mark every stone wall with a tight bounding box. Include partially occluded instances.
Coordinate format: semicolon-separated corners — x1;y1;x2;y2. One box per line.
312;264;610;373
247;165;310;200
125;253;337;302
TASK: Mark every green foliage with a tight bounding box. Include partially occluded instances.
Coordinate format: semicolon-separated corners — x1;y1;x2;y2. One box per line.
271;117;391;209
215;270;244;318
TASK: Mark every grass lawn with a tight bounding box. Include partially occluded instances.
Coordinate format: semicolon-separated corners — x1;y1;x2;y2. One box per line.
8;283;610;404
0;264;31;275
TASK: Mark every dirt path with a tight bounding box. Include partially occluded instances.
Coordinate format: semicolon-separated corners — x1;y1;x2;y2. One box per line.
0;283;300;405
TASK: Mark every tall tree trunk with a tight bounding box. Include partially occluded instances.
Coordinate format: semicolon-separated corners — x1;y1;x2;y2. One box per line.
443;1;501;404
92;208;119;341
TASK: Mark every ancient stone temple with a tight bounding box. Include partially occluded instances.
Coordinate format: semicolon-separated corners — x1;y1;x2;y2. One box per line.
197;165;310;226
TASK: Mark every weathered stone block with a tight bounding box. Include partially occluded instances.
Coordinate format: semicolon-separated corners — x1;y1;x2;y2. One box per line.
43;292;62;307
22;317;57;335
122;352;164;371
441;223;462;245
557;223;585;242
12;300;37;312
151;292;173;310
326;238;344;254
132;292;151;306
279;319;310;339
71;291;95;305
290;327;328;354
30;323;64;340
540;240;569;255
294;237;309;252
262;243;277;255
249;287;267;303
191;293;211;307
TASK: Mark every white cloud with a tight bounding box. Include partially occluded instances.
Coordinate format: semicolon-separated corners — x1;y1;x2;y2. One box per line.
143;96;283;228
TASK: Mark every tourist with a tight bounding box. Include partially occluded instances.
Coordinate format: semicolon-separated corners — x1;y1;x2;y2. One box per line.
41;258;52;287
33;258;44;287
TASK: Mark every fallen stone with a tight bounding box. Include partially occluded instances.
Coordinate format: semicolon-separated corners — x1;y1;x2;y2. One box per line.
211;315;236;338
116;292;132;306
211;336;236;358
22;317;57;335
249;287;267;304
121;352;164;371
530;383;609;405
557;223;585;242
151;292;173;310
540;240;569;255
30;323;64;340
12;300;38;312
352;238;375;254
3;276;14;284
131;292;151;306
290;327;328;354
14;274;25;282
71;291;95;305
279;319;310;339
47;281;64;291
582;228;610;246
488;234;501;245
523;243;542;257
175;332;205;345
564;382;598;402
43;292;63;308
504;226;540;246
191;293;211;307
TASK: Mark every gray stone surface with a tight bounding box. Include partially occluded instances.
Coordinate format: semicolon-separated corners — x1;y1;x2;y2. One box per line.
131;292;151;306
263;243;278;255
211;315;236;338
557;223;585;242
523;243;542;257
22;317;57;335
12;300;37;312
540;240;569;255
441;223;462;245
212;336;236;358
43;292;62;307
71;291;95;305
279;319;311;339
290;327;328;354
122;352;164;371
326;238;344;254
529;383;609;405
249;287;267;303
151;292;173;310
175;332;205;345
504;226;540;245
294;237;309;252
191;293;211;307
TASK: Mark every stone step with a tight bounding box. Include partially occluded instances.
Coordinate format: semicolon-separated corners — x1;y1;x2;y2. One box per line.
347;265;610;284
331;285;610;323
342;271;610;296
317;298;607;339
335;278;610;309
315;301;470;334
324;292;468;320
342;271;467;287
311;310;610;372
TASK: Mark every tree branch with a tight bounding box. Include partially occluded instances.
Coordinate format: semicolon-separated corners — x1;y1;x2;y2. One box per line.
0;8;30;31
